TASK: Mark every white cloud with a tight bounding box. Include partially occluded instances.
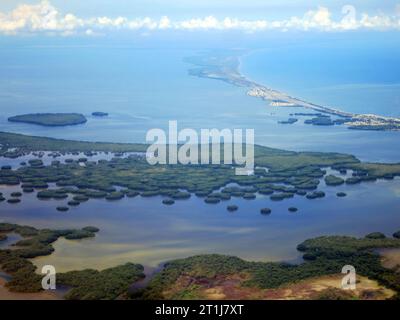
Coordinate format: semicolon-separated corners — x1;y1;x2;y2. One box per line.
0;1;400;36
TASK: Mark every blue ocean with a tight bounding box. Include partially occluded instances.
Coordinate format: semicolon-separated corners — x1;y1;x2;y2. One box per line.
241;33;400;117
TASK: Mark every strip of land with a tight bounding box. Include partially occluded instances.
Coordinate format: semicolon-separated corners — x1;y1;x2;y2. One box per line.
186;53;400;131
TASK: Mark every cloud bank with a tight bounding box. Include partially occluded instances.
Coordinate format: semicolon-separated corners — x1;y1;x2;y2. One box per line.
1;1;400;36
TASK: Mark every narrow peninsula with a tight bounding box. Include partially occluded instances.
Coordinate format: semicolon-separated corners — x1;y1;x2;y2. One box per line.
186;53;400;131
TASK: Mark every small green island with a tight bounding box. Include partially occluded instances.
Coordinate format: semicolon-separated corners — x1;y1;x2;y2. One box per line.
8;113;87;127
92;112;109;117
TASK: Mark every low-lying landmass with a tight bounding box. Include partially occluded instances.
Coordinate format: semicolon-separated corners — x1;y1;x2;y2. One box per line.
186;53;400;131
1;131;400;212
0;131;147;157
8;113;87;127
141;232;400;300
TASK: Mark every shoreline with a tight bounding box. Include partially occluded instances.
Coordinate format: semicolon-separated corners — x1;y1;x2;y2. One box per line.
190;51;400;131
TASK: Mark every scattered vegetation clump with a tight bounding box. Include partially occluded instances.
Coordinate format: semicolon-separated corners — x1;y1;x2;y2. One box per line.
141;190;159;197
324;175;344;186
346;177;361;185
171;191;191;200
28;159;44;167
126;191;140;198
37;189;67;200
260;208;271;215
10;192;22;197
105;192;125;200
56;206;69;212
0;131;399;214
227;205;238;212
195;191;209;197
270;193;293;201
7;198;21;204
259;188;273;195
64;230;95;240
85;190;107;198
72;195;89;202
366;232;386;239
306;191;325;199
393;231;400;239
243;193;256;200
162;199;175;205
92;112;109;117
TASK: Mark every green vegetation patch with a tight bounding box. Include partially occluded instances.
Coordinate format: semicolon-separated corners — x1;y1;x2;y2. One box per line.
0;223;146;300
260;208;271;215
8;113;87;127
0;223;100;293
57;263;144;300
142;233;400;299
324;175;344;186
227;205;238;212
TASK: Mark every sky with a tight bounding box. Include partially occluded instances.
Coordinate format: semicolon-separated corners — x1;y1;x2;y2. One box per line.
0;0;400;36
